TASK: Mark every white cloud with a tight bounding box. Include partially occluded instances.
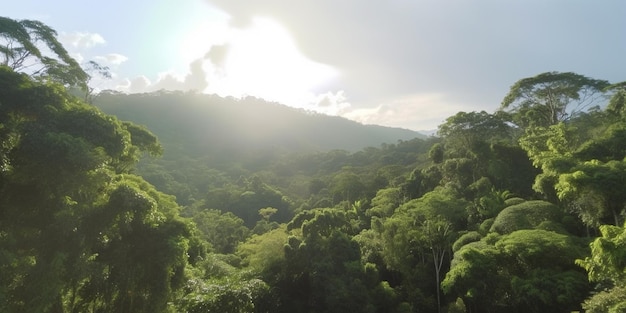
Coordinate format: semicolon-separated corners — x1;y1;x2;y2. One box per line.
71;52;84;63
126;76;150;93
342;93;468;131
60;31;106;49
94;53;129;65
118;58;209;93
205;1;626;130
309;90;351;115
205;44;230;69
183;58;210;91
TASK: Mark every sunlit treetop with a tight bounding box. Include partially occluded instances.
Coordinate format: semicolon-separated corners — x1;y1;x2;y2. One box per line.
500;71;610;128
0;16;88;89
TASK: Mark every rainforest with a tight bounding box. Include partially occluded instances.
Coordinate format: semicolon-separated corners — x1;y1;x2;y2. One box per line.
1;16;626;313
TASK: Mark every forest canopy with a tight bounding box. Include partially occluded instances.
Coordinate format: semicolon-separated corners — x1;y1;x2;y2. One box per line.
1;16;626;313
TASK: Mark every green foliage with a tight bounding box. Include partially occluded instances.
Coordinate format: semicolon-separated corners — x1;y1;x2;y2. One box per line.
397;187;470;229
452;231;482;252
605;82;626;118
501;71;609;128
442;241;506;309
504;197;525;206
443;229;590;313
445;297;467;313
577;223;626;285
509;269;589;312
382;187;468;271
95;90;434;217
237;225;288;272
438;110;513;157
429;142;444;163
65;175;192;313
279;223;372;312
179;258;271;313
518;123;578;200
95;91;425;155
353;228;385;266
203;175;294;227
466;185;512;225
330;169;367;204
517;94;626;227
575;221;626;313
369;281;400;313
253;207;280;234
379;187;469;312
181;278;269;313
581;285;626;313
122;121;163;157
495;229;586;268
0;65;194;312
4;58;622;313
557;159;626;227
490;200;562;234
432;110;536;201
478;218;495;235
192;209;250;254
368;187;403;218
0;17;89;89
288;207;358;238
486;143;539;198
575;124;626;162
401;166;440;200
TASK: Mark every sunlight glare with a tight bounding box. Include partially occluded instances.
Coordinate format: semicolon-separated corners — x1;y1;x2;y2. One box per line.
178;19;229;70
208;18;338;107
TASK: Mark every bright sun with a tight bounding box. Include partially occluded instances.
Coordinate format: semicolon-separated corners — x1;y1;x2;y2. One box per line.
182;17;337;107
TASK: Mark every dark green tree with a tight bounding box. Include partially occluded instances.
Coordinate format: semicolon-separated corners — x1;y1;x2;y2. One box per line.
330;169;366;205
272;208;375;313
0;65;194;312
193;209;250;254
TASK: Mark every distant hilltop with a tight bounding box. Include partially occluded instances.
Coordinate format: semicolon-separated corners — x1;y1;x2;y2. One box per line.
94;91;427;155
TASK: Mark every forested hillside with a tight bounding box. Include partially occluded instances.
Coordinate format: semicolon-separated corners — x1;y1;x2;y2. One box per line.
93;92;431;209
95;91;425;155
2;16;626;313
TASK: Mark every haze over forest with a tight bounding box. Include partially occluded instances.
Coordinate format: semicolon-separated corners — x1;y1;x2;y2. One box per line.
4;1;624;131
1;7;626;313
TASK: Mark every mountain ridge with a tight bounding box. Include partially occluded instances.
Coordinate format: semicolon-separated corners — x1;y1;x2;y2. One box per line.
94;91;427;154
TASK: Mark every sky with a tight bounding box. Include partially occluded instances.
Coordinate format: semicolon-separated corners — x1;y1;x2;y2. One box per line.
4;1;625;131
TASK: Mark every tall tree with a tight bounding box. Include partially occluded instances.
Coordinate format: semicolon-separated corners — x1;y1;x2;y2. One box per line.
422;217;454;313
501;72;609;128
0;16;88;89
0;65;193;312
438;111;513;158
381;187;468;312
